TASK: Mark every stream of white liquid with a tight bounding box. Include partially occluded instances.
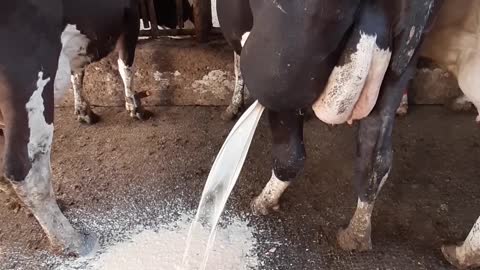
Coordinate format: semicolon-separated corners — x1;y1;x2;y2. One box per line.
182;100;265;269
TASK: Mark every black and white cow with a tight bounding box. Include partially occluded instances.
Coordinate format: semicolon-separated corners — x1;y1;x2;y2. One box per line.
0;0;191;255
218;0;443;251
68;0;193;124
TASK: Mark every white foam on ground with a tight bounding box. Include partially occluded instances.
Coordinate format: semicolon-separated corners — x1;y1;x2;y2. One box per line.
1;196;260;270
53;212;258;270
85;215;257;270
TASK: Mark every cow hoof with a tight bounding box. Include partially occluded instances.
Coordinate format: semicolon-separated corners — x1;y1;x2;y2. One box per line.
76;111;100;125
448;99;473;112
337;227;372;252
130;109;152;121
441;244;480;269
61;232;98;257
250;196;280;216
221;107;240;121
396;105;408;116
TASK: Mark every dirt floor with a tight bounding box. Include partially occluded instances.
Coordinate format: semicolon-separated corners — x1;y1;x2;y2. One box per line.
0;105;479;269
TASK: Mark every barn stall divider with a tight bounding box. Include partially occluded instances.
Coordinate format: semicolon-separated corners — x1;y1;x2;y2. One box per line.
137;0;218;41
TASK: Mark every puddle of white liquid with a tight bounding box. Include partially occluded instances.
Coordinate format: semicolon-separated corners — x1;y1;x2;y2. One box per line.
87;215;258;270
183;101;265;269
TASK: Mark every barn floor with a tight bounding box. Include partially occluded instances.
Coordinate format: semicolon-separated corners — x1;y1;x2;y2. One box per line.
0;105;479;269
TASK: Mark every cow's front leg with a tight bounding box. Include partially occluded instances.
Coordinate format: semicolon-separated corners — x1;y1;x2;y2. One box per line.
72;71;99;124
442;216;480;269
2;73;96;255
337;66;413;251
117;30;151;120
251;109;305;215
222;52;247;120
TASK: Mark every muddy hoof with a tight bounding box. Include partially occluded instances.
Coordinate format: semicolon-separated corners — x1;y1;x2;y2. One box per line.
221;107;240;121
396;105;408;116
337;227;372;252
76;111;100;125
61;232;98;257
441;244;480;269
250;196;280;216
448;99;473;112
130;109;152;121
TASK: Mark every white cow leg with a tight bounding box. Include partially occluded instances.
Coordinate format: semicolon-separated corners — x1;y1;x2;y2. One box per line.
10;151;96;255
222;52;246;120
251;172;290;215
118;58;150;120
442;216;480;269
252;110;305;215
72;71;99;124
4;72;96;255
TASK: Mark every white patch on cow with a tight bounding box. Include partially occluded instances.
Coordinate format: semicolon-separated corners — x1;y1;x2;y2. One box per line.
54;24;91;104
210;0;220;28
377;169;390;193
118;58;136;112
408;26;416;44
16;72;88;253
251;171;290;215
241;32;251;47
27;72;54;159
272;0;287;14
312;32;377;125
349;45;392;122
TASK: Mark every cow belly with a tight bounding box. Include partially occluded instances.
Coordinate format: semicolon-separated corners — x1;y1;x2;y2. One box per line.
312;34;391;125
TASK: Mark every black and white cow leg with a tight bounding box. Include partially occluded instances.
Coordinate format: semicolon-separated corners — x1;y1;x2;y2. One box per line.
117;26;151;121
71;70;100;124
251;109;305;215
337;66;414;251
442;216;480;269
2;72;96;255
222;52;246;121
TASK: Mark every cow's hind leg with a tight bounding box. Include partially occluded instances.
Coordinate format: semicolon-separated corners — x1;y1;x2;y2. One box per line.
251;109;305;215
442;216;480;269
117;10;151;120
222;52;246;120
337;63;415;251
72;70;100;124
2;72;96;255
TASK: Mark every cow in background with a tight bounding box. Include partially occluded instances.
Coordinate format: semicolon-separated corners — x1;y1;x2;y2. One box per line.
68;0;193;124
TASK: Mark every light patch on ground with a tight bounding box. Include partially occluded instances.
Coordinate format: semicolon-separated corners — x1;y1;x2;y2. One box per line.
1;197;260;270
87;216;257;270
191;70;234;97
